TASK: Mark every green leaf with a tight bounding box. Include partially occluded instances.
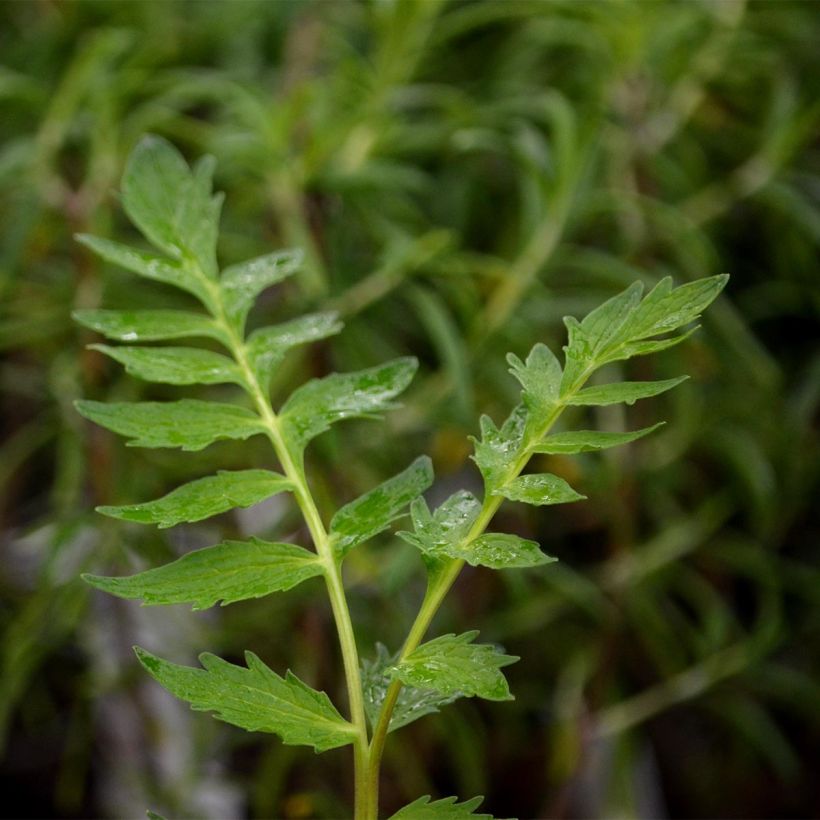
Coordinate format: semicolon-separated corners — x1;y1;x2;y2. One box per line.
619;275;729;342
560;281;644;392
220;249;302;331
598;326;698;365
75;399;266;451
73;309;223;342
280;357;418;460
97;469;292;528
121;135;222;277
75;234;211;306
566;376;687;406
390;795;492;820
146;811;166;820
330;456;434;557
507;343;562;430
247;312;342;389
91;344;244;386
496;473;585;506
397;491;481;560
458;533;554;569
135;648;355;752
471;405;527;493
391;631;518;701
533;423;664;454
361;644;460;733
83;538;323;610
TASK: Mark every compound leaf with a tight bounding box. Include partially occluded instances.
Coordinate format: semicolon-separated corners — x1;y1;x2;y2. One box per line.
73;309;223;343
247;312;342;389
280;357;417;460
220;249;302;331
83;538;322;610
135;648;356;752
390;795;492;820
496;473;585;506
97;469;292;528
91;344;244;387
330;456;434;557
361;644;460;733
533;423;664;454
391;632;518;702
566;376;687;407
75;399;265;451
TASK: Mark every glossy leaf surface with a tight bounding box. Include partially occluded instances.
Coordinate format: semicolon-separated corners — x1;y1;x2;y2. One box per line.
330;456;433;556
73;309;222;342
391;631;518;701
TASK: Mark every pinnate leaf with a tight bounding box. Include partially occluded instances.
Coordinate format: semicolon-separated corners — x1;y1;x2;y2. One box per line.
533;423;664;454
135;648;355;752
247;312;342;388
75;399;266;451
566;376;687;406
73;309;222;342
83;538;322;610
330;456;434;556
390;795;492;819
497;473;585;506
280;357;417;459
91;344;244;386
391;631;518;702
97;469;292;528
220;249;302;330
361;644;460;733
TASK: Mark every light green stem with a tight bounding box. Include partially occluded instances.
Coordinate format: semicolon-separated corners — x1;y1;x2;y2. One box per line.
201;274;371;818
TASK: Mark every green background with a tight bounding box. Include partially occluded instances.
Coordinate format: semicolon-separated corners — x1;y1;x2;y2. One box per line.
1;1;818;817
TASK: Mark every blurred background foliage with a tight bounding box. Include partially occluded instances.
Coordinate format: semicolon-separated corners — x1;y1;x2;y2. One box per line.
1;0;819;818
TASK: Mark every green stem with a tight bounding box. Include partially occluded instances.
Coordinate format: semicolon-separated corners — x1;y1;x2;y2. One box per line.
203;277;371;818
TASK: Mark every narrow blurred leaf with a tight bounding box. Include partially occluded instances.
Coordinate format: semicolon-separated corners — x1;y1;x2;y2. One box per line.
390;795;492;819
280;357;417;459
84;538;322;609
97;469;292;528
91;344;244;386
566;377;687;406
391;631;518;701
330;456;434;556
135;648;355;752
75;399;265;451
496;473;585;506
73;309;222;342
533;423;664;454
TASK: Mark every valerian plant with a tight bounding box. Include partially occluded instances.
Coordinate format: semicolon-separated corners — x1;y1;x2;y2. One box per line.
75;136;727;820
